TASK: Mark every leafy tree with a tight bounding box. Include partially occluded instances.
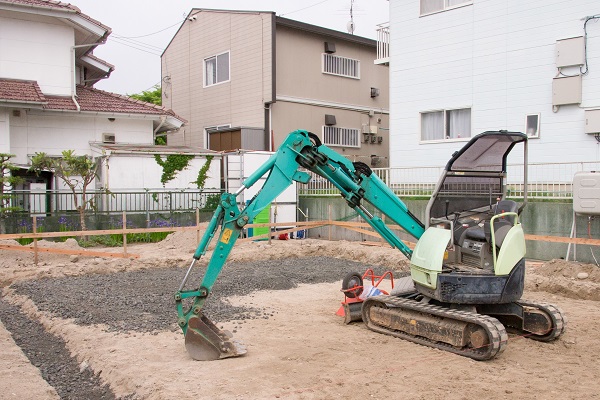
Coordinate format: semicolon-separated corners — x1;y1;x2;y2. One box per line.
0;154;24;234
128;84;161;105
129;84;166;145
29;151;103;232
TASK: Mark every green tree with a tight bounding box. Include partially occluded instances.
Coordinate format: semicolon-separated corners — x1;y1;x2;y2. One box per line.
0;154;24;234
29;151;103;232
128;84;166;145
128;84;161;105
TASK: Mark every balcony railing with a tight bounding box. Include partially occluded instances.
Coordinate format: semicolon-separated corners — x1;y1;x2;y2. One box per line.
298;161;600;200
375;23;390;65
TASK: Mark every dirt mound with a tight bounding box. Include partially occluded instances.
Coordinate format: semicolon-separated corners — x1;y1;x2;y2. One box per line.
526;259;600;301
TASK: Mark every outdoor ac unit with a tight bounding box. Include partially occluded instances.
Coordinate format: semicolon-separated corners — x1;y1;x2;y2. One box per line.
362;125;378;134
103;133;116;144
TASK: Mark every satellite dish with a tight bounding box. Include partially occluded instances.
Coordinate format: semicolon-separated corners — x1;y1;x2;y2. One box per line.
347;20;355;34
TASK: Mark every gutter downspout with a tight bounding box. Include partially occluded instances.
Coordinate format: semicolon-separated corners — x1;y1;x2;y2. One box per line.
71;43;106;112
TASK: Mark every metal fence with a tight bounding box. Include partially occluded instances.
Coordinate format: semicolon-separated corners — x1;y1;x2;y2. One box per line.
8;189;223;216
298;161;600;199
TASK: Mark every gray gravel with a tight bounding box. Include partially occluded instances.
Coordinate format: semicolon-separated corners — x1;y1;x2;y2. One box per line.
13;256;388;332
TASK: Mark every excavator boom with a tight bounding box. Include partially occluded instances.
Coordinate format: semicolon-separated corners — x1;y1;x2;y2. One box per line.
175;130;423;360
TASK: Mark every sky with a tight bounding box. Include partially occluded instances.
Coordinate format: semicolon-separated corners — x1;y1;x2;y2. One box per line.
73;0;389;96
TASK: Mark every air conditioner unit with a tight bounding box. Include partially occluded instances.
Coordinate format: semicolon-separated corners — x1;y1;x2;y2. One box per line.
103;133;116;144
362;125;378;134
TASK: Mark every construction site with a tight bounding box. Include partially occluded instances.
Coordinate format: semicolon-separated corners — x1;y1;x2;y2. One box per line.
0;130;599;399
0;230;598;399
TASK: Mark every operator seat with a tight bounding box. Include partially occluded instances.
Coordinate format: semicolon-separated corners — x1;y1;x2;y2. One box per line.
461;200;519;247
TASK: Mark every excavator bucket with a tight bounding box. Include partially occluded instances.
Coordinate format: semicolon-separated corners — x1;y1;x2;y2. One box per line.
184;314;247;361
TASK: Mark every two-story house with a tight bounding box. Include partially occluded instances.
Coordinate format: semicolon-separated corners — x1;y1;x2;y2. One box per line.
382;0;600;174
161;9;390;167
0;0;220;201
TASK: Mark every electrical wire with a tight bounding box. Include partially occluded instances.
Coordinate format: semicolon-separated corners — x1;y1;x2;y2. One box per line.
557;14;600;78
280;0;332;17
113;20;184;39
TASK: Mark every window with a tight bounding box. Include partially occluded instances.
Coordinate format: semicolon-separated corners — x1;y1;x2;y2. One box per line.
323;126;360;148
420;0;472;16
204;51;230;87
322;54;360;79
526;114;540;138
421;108;471;141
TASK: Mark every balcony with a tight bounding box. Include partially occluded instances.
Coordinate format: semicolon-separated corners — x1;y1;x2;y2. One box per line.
375;23;390;65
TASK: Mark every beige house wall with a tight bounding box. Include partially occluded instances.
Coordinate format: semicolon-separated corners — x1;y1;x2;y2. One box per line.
272;101;389;167
273;24;390;166
162;10;273;148
275;25;388;110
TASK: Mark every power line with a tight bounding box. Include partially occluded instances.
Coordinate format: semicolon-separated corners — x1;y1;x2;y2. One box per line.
114;19;184;39
109;38;162;56
280;0;332;17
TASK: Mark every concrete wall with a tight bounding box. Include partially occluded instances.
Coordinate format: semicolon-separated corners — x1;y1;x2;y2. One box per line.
0;11;73;96
299;196;600;263
106;154;220;191
388;0;600;173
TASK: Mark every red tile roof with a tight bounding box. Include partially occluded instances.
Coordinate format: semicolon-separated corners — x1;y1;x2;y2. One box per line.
45;85;185;121
0;79;46;104
0;0;111;41
0;79;184;121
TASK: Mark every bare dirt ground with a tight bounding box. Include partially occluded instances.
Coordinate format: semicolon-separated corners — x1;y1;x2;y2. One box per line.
0;230;599;400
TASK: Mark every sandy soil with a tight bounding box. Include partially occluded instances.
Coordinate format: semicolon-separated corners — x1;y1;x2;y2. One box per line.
1;231;599;399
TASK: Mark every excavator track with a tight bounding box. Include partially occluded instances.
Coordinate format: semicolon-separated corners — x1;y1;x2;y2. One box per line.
362;295;508;361
513;300;567;341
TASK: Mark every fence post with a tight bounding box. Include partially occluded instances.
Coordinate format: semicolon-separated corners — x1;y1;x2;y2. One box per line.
328;204;332;241
122;211;128;257
145;190;150;228
32;216;38;265
196;208;200;245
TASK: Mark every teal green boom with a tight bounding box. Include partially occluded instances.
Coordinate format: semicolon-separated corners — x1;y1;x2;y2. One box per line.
175;130;424;361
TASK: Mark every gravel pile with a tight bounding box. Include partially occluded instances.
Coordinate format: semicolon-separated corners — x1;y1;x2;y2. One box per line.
13;257;388;333
0;299;120;400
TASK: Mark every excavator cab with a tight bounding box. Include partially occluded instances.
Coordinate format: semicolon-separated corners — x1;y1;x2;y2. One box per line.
410;131;528;303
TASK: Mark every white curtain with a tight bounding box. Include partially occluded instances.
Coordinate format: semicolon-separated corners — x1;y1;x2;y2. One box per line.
421;0;444;14
205;57;216;86
447;108;471;139
421;111;444;140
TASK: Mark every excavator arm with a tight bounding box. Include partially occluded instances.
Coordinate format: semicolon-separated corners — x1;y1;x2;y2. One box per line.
175;130;424;360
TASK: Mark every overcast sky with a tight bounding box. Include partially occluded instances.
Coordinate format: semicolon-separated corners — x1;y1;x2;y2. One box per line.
73;0;389;96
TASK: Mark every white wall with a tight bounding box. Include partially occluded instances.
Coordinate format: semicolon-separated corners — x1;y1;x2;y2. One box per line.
106;155;221;191
0;109;9;153
0;12;73;96
389;0;600;170
9;111;154;165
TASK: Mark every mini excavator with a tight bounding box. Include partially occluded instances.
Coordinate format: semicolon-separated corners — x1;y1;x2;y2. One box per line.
175;129;566;361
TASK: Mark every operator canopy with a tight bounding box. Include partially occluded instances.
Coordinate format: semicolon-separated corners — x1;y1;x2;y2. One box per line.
429;131;527;221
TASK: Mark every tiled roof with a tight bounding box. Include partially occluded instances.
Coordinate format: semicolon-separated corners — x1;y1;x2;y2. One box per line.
0;0;111;41
0;79;46;104
44;85;185;121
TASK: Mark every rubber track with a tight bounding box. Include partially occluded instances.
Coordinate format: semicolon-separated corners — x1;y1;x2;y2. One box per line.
516;300;567;341
362;295;508;361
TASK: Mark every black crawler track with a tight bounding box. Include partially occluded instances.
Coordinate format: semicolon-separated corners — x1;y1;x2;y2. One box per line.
515;300;567;341
362;295;508;361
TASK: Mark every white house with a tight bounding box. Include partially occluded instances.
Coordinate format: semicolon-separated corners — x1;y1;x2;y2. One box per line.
0;0;220;203
381;0;600;175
